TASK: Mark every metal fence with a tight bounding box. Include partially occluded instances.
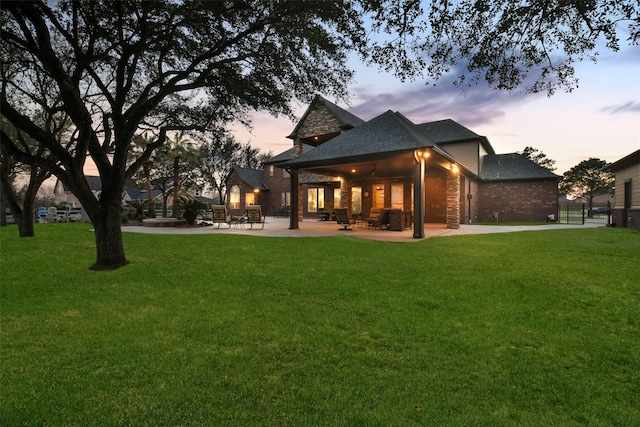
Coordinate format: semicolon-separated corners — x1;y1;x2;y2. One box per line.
558;203;611;225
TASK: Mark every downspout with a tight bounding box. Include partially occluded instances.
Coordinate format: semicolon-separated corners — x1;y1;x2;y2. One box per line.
468;178;473;224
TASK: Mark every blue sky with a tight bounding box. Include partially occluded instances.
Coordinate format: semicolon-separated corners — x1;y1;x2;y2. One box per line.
233;43;639;175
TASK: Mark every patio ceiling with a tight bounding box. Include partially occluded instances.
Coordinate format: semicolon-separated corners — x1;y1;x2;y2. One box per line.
295;149;463;181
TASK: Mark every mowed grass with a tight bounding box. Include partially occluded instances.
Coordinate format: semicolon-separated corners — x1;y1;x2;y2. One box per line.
1;224;639;426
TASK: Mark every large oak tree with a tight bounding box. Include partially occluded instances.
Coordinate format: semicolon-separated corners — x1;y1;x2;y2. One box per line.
1;0;637;269
1;0;364;269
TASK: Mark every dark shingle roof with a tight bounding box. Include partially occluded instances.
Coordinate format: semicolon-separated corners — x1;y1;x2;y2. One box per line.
125;188;163;200
605;149;640;172
232;166;268;190
283;110;447;167
480;154;560;181
60;175;103;192
417;119;495;155
263;144;314;165
287;95;365;139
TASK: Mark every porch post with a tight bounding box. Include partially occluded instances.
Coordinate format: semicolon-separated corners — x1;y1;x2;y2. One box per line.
340;179;352;210
289;169;299;229
413;157;425;238
446;172;460;229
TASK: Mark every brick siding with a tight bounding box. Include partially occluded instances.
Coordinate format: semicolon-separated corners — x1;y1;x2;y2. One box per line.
476;180;558;222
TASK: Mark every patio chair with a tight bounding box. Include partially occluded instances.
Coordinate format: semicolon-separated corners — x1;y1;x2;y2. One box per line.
211;205;232;228
334;208;355;230
367;208;390;229
245;205;265;229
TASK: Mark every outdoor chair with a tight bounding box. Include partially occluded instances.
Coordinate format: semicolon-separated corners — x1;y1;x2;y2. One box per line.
367;208;390;229
334;208;355;230
245;205;265;229
211;205;232;228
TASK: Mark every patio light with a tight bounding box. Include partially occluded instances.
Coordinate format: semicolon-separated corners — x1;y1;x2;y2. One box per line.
451;164;459;173
414;149;430;162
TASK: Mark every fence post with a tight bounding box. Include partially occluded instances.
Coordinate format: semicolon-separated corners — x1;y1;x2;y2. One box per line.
581;203;585;225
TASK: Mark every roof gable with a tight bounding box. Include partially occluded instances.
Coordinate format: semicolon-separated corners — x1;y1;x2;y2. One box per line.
287;95;365;140
231;166;268;190
480;154;560;181
417;119;495;155
283;110;448;167
605;149;640;172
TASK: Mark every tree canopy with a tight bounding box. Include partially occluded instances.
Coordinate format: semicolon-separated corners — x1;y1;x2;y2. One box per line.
0;0;371;269
518;146;557;172
369;0;640;94
1;0;637;269
560;158;613;205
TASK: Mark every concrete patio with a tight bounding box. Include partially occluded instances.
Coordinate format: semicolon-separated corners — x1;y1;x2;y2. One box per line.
121;216;601;242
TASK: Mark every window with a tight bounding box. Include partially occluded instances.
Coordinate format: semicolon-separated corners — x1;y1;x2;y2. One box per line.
268;165;274;177
245;192;255;207
282;169;290;178
307;187;324;213
333;188;341;209
351;186;361;214
281;192;290;207
391;183;403;209
229;185;240;209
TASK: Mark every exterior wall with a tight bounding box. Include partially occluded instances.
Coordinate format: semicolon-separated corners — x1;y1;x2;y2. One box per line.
476;180;558;222
295;104;345;140
226;172;267;217
441;141;481;175
611;160;640;230
263;166;291;216
466;179;481;223
425;175;447;223
612;163;640;209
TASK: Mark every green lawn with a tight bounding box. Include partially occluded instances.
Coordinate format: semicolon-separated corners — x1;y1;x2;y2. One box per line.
1;224;639;426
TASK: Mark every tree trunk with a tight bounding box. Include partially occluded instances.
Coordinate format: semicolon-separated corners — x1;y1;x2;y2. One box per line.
0;187;7;227
16;198;35;237
144;162;155;217
172;157;181;218
90;200;128;270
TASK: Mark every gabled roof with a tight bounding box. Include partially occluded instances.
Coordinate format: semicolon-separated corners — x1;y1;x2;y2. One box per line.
480;154;560;181
263;143;314;165
59;175;103;192
124;188;163;200
287;95;365;139
417;119;495;155
282;110;456;168
605;149;640;172
231;166;268;190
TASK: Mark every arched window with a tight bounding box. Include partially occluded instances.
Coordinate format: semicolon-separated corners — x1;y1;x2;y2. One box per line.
229;185;240;209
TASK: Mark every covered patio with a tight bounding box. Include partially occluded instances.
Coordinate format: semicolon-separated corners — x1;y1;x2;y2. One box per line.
121;216;598;240
280;110;471;238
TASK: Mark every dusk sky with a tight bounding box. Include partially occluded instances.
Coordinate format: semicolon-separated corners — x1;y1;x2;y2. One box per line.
233;43;640;175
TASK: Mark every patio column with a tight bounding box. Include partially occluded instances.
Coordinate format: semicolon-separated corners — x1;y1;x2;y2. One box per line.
340;179;352;210
413;155;425;238
289;169;299;229
446;172;460;229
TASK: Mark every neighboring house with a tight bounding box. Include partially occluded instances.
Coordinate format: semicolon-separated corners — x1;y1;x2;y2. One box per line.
54;176;207;219
226;166;269;216
225;95;560;236
605;149;640;231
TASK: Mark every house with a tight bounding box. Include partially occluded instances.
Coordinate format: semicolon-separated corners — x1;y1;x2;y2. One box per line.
54;176;209;219
226;166;269;216
605;149;640;230
225;95;560;236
